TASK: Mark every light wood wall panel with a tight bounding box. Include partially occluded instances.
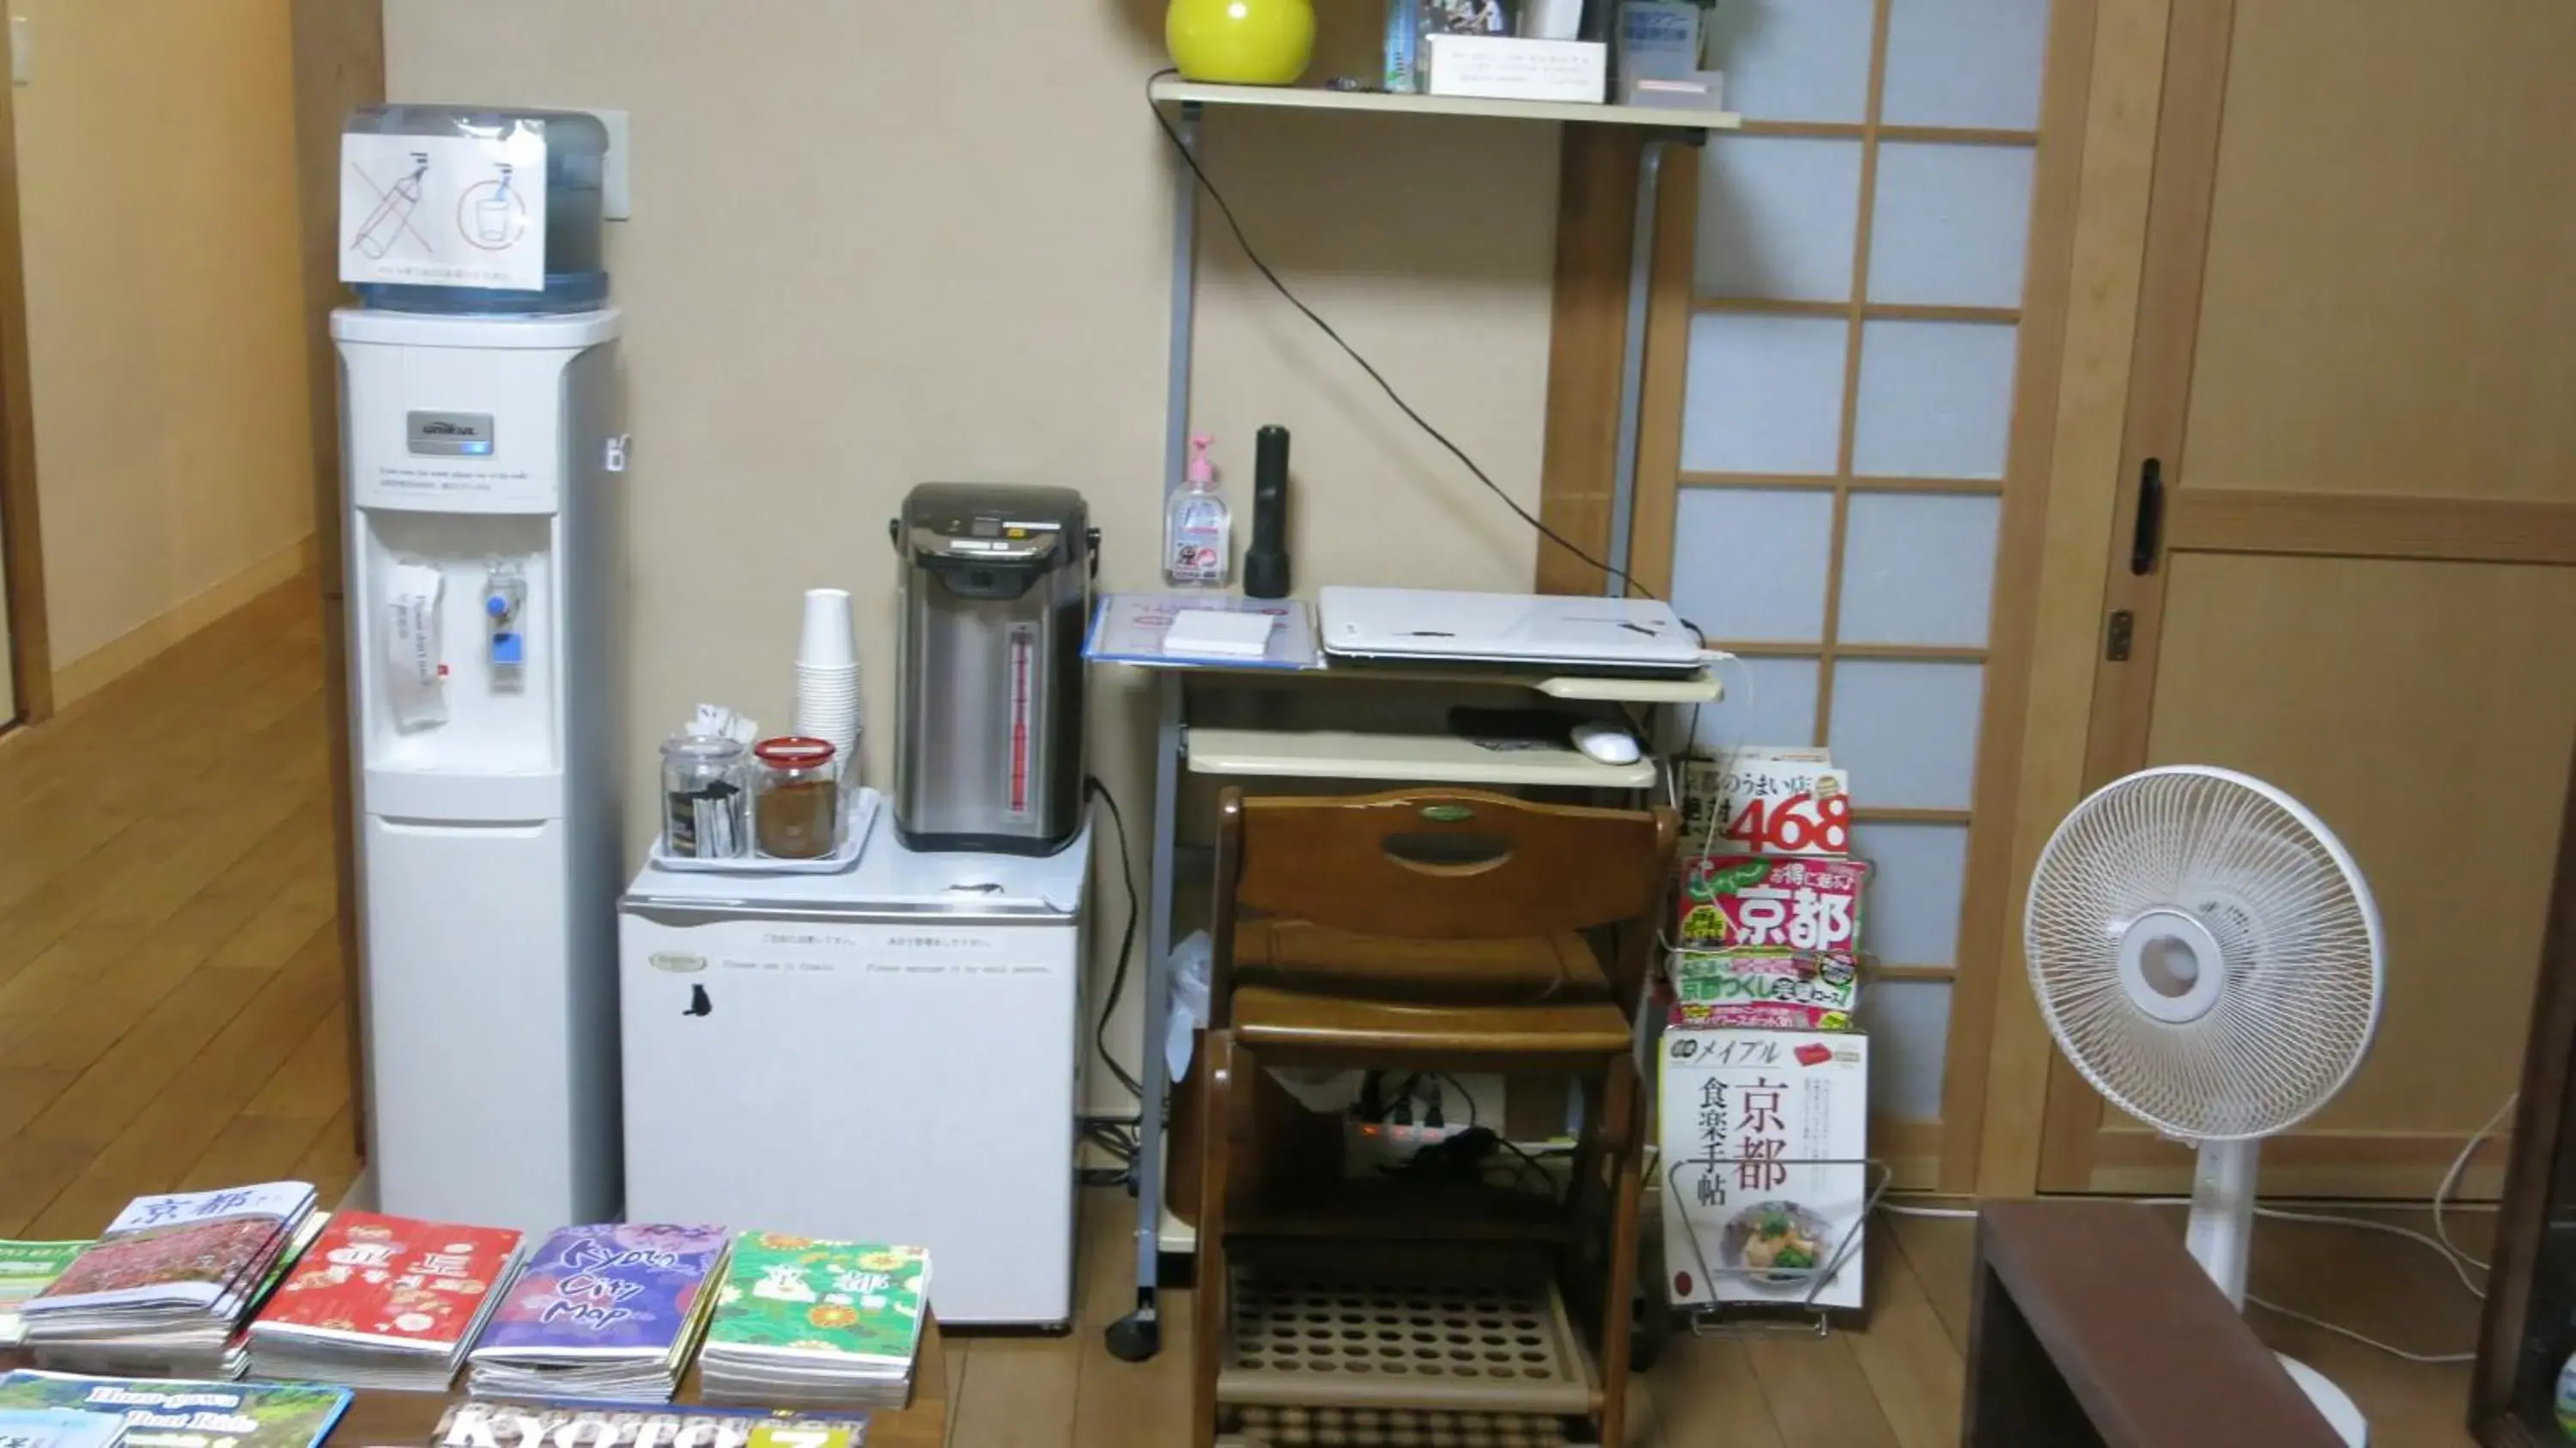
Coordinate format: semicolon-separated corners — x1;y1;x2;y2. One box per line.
2145;553;2576;1135
2181;0;2576;503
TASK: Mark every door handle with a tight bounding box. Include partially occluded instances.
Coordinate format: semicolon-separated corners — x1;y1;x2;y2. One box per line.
2129;459;2165;575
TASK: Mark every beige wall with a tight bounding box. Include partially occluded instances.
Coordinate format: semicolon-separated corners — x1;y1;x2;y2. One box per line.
382;4;1567;1104
9;0;317;692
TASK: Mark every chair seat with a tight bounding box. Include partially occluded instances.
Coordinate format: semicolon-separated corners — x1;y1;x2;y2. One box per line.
1232;919;1612;1006
1231;983;1633;1061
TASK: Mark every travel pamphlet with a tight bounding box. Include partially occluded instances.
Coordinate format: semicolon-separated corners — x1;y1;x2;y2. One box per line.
704;1237;927;1368
1657;1028;1870;1312
1676;855;1869;955
430;1399;869;1448
0;1372;350;1448
27;1183;315;1316
0;1408;125;1448
250;1211;523;1351
1679;749;1853;859
468;1225;728;1399
476;1224;729;1360
1668;947;1859;1031
0;1244;88;1348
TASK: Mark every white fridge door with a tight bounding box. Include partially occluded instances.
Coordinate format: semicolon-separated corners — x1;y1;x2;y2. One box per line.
620;910;1078;1326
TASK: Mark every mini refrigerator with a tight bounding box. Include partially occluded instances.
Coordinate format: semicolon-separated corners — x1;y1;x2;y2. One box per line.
617;810;1091;1327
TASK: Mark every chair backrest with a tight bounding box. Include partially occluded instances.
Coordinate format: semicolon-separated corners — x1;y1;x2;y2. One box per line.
1215;787;1678;942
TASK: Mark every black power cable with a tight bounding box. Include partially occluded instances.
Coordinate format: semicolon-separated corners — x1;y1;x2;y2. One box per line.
1084;775;1146;1100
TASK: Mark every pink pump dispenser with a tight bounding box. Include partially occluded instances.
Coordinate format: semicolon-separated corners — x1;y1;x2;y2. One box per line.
1165;433;1233;587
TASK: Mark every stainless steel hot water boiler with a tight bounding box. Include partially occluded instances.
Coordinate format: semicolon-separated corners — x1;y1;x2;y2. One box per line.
890;484;1096;854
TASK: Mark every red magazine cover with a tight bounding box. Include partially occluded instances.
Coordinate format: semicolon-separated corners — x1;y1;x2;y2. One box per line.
251;1212;523;1348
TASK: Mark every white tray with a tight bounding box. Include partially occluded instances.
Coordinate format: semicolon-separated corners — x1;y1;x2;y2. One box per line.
650;788;881;874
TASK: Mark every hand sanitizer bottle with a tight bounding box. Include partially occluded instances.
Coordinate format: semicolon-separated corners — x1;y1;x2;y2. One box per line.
1165;434;1233;588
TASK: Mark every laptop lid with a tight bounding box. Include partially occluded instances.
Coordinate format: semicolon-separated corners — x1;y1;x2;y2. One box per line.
1320;587;1702;671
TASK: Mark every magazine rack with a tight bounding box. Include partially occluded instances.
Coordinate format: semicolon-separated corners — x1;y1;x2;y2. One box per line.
1662;1155;1891;1339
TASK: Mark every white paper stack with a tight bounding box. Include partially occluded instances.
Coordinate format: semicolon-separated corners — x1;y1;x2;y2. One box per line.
21;1182;320;1379
1162;609;1275;660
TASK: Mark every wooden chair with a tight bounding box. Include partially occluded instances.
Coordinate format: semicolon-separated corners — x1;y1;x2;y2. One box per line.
1191;786;1677;1448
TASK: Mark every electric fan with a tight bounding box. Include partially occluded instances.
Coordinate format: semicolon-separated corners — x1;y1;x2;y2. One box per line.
2026;765;2384;1446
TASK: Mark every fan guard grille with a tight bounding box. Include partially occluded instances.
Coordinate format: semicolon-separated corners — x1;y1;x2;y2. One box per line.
2026;767;2383;1141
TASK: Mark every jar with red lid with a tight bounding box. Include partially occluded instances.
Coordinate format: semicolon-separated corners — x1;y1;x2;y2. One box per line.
752;736;841;859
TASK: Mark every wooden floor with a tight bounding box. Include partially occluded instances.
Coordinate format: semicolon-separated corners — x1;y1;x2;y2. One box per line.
0;578;360;1238
957;1192;2488;1447
0;581;2492;1445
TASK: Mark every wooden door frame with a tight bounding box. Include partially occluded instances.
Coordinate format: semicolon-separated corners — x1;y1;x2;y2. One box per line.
2032;0;2237;1193
288;0;383;1160
2070;0;2233;796
1927;0;2099;1194
2471;731;2576;1438
1970;0;2192;1197
0;59;51;725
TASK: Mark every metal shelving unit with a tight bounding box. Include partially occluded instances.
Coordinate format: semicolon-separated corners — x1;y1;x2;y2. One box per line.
1108;75;1741;1366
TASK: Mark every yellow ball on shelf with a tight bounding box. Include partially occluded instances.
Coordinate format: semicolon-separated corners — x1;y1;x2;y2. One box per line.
1165;0;1317;86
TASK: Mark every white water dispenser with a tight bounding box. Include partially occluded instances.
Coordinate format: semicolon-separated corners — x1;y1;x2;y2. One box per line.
335;304;625;1232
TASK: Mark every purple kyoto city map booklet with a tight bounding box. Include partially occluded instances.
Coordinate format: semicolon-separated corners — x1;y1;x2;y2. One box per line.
473;1225;730;1359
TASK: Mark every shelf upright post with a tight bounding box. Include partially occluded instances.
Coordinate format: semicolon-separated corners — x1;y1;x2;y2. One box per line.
1108;98;1204;1366
1605;131;1703;598
1163;102;1205;505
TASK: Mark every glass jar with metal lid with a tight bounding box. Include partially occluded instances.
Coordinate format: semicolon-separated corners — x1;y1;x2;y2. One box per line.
660;734;750;859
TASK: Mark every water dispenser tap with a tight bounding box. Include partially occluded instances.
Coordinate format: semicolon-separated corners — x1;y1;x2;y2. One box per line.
484;564;527;684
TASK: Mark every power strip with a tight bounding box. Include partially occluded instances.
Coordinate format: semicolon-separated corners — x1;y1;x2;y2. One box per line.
1343;1118;1475;1177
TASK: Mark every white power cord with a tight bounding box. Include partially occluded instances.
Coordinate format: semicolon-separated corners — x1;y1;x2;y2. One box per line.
2242;1294;2473;1366
1877;1092;2515;1368
1672;651;1755;864
2437;1093;2517;1277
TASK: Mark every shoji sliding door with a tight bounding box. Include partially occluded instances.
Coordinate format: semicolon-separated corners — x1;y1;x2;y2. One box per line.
1652;0;2068;1187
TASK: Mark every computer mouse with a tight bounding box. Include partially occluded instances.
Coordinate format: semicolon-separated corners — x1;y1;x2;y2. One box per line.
1571;721;1643;765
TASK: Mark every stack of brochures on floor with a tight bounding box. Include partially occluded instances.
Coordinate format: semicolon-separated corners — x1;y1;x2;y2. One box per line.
0;1369;351;1448
697;1233;930;1408
0;1241;88;1348
429;1399;872;1448
465;1224;729;1401
20;1182;319;1378
246;1210;524;1390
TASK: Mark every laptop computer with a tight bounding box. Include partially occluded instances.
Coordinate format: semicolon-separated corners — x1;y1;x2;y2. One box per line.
1319;587;1704;675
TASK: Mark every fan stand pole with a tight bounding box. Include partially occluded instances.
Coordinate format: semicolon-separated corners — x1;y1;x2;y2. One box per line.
2184;1138;2257;1306
2184;1139;2370;1446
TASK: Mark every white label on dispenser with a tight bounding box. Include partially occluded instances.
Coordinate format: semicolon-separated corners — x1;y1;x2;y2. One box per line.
341;131;549;291
382;560;448;731
1004;622;1036;824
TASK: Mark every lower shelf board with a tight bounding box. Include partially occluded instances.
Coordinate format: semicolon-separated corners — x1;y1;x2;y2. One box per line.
1220;1405;1586;1446
1184;725;1659;789
1219;1249;1598;1417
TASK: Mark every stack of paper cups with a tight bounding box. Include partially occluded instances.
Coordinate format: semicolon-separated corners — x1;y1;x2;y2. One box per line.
793;588;862;784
